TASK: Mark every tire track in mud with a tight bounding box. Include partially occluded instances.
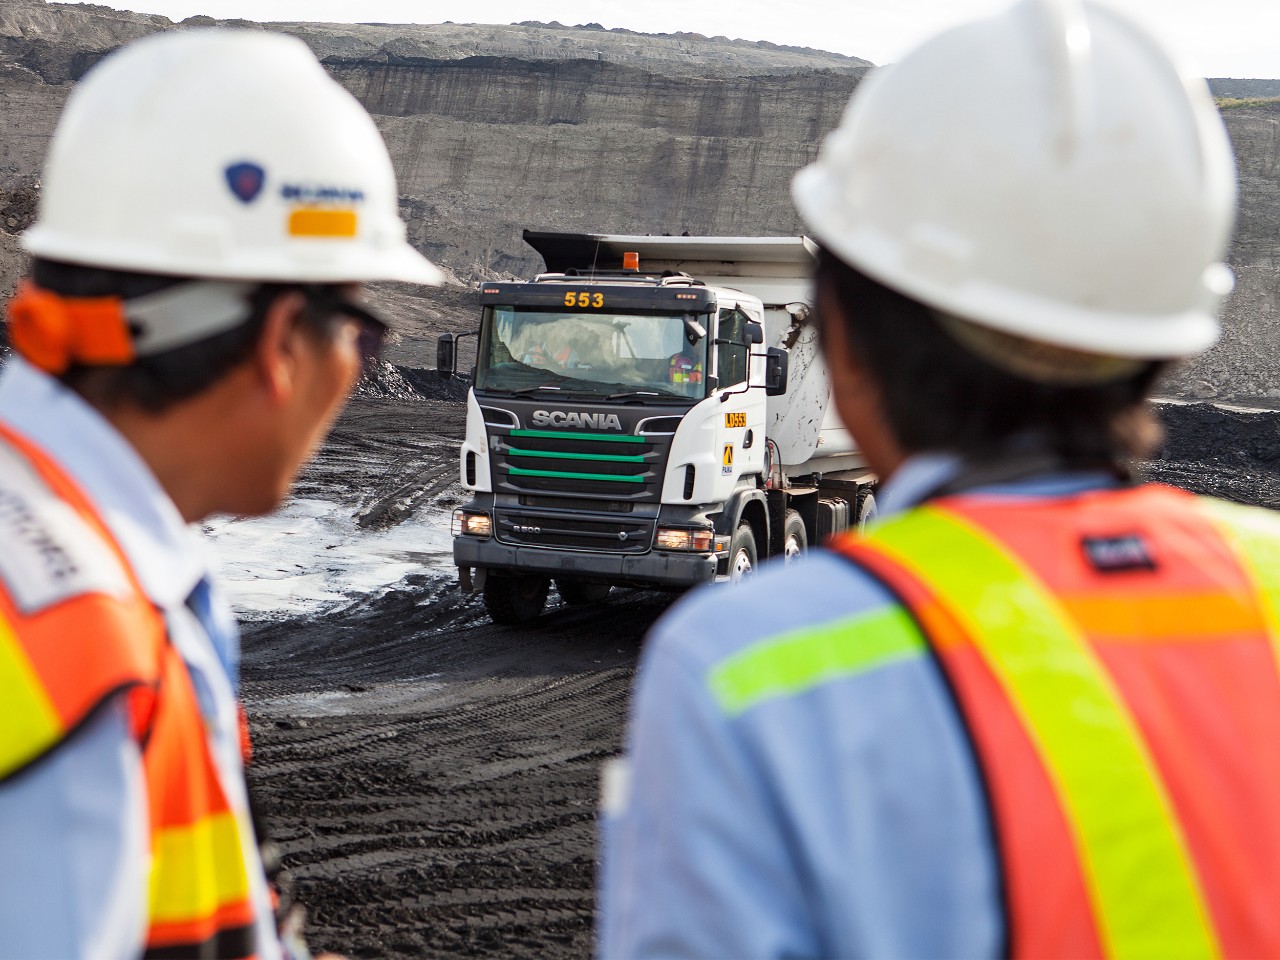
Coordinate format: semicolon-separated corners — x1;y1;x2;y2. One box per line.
244;578;664;958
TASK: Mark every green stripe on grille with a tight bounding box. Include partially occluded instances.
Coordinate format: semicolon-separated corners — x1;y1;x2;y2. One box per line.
709;606;926;716
510;429;645;444
508;465;645;483
508;447;645;464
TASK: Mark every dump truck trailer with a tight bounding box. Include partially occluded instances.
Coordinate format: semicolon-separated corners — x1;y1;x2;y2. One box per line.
438;231;876;624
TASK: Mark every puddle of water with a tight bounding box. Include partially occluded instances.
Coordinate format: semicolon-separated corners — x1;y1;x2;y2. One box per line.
203;498;456;619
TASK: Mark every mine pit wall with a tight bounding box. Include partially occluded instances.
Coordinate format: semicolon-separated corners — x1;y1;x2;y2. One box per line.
327;56;860;275
0;1;1276;404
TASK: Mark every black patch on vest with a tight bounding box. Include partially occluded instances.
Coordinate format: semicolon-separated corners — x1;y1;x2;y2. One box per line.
1082;534;1155;573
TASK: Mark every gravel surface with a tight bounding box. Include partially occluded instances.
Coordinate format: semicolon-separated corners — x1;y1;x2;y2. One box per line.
239;391;1280;959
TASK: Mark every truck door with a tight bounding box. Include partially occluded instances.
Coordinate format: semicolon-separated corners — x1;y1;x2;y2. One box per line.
715;305;766;489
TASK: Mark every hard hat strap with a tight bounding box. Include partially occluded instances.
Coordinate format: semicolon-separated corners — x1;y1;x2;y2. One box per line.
7;280;135;374
122;281;256;356
6;280;261;374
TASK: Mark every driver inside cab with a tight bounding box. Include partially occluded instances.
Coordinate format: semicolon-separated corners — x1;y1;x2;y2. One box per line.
668;336;703;395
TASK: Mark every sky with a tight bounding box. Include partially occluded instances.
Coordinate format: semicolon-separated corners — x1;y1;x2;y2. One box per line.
104;0;1280;79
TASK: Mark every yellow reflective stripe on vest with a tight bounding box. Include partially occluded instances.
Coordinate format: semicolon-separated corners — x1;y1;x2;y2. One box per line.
868;506;1219;959
0;613;61;776
1198;499;1280;661
150;810;252;924
709;606;926;716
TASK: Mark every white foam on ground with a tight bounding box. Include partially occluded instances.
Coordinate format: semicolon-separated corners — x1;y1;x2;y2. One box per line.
202;498;456;619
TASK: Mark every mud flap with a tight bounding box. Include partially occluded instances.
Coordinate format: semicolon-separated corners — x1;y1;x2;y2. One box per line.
459;566;487;592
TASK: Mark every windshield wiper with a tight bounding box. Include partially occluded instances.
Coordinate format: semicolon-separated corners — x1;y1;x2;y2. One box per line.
508;382;570;396
605;389;688;402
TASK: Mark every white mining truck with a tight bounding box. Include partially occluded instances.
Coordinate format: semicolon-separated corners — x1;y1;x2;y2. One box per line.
437;232;876;624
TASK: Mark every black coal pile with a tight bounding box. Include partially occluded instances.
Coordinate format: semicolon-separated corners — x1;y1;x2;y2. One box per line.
398;366;471;401
355;362;470;402
0;178;39;235
355;360;423;402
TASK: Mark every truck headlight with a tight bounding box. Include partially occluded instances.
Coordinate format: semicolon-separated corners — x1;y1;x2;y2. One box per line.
452;509;492;538
655;526;717;552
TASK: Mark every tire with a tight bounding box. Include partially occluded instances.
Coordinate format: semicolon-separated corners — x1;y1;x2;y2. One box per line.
556;578;612;605
857;492;878;532
782;509;807;564
727;522;758;584
484;573;550;625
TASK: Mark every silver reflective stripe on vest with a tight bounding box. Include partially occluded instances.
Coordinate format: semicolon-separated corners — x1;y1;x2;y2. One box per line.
0;440;131;614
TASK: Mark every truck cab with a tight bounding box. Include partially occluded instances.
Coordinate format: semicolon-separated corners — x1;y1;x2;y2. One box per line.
440;232;874;624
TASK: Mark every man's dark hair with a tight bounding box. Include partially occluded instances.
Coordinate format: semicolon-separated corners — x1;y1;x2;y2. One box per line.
814;248;1165;474
30;258;338;414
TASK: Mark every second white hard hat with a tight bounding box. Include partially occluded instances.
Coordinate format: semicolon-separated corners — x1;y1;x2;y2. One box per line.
23;29;443;286
792;0;1237;359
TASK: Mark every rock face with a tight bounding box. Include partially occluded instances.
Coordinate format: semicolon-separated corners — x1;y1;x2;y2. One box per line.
355;58;856;274
0;0;1277;403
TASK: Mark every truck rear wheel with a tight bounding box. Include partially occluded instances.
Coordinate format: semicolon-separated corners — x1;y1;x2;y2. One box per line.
782;509;807;564
727;522;758;583
556;578;611;605
484;573;550;624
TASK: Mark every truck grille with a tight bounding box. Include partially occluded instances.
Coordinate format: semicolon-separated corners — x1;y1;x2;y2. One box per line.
495;506;654;554
491;427;669;501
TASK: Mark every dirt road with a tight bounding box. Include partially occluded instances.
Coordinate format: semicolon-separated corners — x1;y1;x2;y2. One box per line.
237;391;1280;958
240;398;671;957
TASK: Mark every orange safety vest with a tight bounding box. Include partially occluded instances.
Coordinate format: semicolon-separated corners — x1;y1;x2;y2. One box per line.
669;354;703;385
834;484;1280;959
0;423;261;958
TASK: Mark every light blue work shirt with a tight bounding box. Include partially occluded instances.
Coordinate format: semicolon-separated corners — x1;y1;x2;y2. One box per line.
599;454;1118;959
0;357;278;959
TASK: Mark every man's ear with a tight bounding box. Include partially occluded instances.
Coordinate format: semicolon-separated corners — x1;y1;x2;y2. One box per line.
253;290;307;405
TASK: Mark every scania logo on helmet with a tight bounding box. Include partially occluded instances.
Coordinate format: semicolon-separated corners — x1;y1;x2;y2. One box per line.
224;162;265;204
530;410;623;431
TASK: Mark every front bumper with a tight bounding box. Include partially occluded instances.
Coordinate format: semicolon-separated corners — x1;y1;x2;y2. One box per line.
453;536;717;589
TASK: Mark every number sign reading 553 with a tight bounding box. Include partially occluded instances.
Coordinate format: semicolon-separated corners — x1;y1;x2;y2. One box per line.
564;291;605;309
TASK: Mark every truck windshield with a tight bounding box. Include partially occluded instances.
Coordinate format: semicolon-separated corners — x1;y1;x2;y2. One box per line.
476;306;710;400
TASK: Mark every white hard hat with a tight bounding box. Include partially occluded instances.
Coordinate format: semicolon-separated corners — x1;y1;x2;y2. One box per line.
792;0;1237;359
22;29;443;286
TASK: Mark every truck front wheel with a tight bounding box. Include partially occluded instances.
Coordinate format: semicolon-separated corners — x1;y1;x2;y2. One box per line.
727;522;758;583
484;573;550;624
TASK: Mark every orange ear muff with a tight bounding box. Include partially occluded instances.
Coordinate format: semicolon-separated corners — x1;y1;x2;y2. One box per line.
5;281;136;374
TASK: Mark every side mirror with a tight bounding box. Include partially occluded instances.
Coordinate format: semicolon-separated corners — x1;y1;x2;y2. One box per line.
764;347;788;397
745;322;764;345
437;333;456;379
